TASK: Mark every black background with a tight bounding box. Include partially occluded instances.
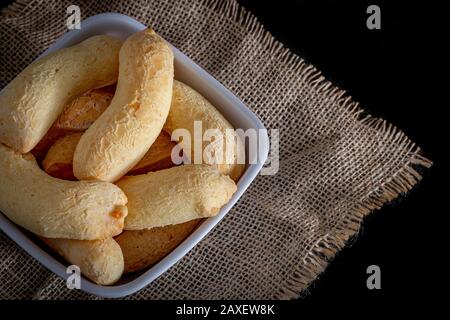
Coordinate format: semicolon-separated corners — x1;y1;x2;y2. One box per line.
0;0;447;307
236;0;447;305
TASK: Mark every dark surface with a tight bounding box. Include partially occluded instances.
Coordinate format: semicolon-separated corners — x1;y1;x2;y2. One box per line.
0;0;446;306
237;0;447;305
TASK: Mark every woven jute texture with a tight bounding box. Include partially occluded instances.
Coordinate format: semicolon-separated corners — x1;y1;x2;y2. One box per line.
0;0;431;299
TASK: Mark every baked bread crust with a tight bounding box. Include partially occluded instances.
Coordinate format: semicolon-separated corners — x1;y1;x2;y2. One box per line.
0;144;127;240
43;132;82;180
42;237;124;285
116;220;201;274
0;35;121;153
117;164;237;230
73;29;174;182
164;80;246;181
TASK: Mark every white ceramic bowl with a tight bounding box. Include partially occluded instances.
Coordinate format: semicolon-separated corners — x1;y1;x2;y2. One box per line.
0;13;268;298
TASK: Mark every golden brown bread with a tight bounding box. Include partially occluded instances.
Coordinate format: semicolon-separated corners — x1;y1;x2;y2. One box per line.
0;30;243;284
128;131;177;175
55;85;115;131
31;126;68;162
42;237;124;285
73;29;174;182
42;132;82;180
115;219;201;274
33;79;245;182
42;131;176;179
40;130;176;282
0;143;127;240
117;164;237;230
0;35;121;153
31;85;115;160
164;80;246;181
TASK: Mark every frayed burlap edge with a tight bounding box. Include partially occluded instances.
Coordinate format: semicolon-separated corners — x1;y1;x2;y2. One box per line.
0;0;432;300
0;0;38;18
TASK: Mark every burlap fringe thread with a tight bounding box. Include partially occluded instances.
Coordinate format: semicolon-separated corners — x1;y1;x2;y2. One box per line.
1;0;37;17
0;0;432;299
202;0;432;299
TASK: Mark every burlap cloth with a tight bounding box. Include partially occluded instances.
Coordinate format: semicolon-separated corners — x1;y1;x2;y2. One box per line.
0;0;431;300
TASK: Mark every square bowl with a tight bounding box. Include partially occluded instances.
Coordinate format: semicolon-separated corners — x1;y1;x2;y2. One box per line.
0;13;268;298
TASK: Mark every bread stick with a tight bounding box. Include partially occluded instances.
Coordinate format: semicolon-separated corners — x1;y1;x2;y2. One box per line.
0;35;121;153
31;85;115;160
117;164;236;230
0;144;127;240
42;131;175;179
42;237;124;285
164;80;245;181
128;131;176;175
73;29;174;182
115;220;201;274
42;133;82;180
